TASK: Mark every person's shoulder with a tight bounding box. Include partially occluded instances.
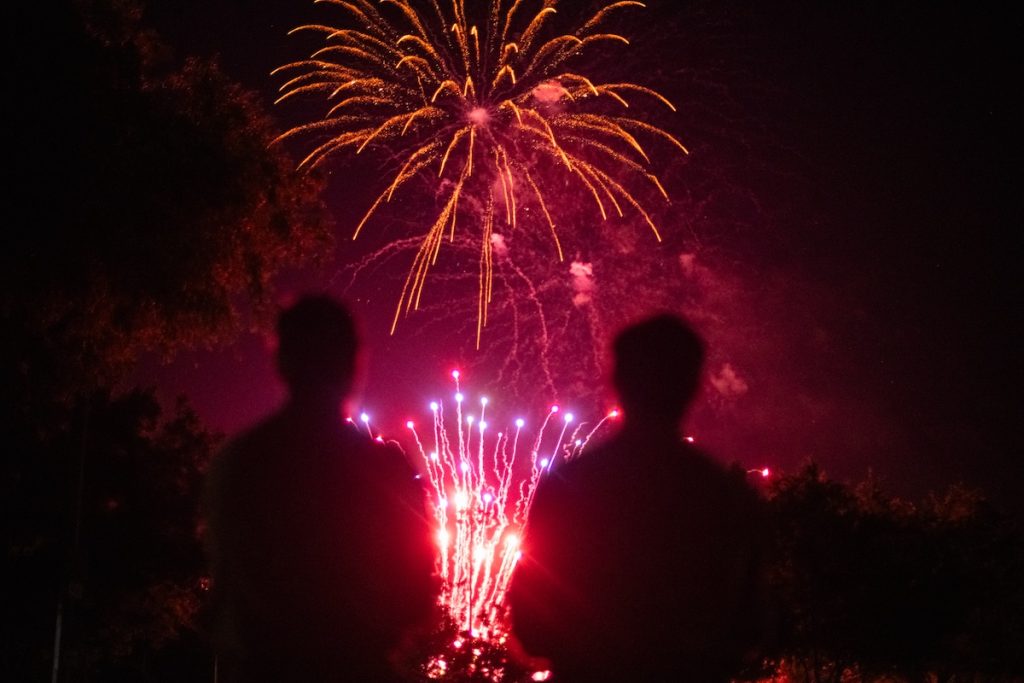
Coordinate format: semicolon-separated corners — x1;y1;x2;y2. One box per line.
560;432;654;477
378;438;417;474
679;445;765;511
541;443;621;498
343;428;421;481
679;443;727;473
344;427;408;463
205;412;293;510
212;413;284;470
680;444;752;483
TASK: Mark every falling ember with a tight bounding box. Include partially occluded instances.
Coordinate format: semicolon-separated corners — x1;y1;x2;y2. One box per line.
274;0;687;347
407;371;618;638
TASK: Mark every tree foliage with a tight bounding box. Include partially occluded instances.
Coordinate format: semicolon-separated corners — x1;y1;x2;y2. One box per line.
765;464;1024;683
3;1;330;679
5;389;219;681
5;0;331;402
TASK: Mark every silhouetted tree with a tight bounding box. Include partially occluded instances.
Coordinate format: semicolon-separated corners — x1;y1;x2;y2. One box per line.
4;2;329;679
5;389;219;681
5;0;331;405
767;463;1024;683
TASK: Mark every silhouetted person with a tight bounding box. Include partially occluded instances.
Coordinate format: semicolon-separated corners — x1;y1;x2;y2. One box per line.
205;296;437;682
509;315;768;682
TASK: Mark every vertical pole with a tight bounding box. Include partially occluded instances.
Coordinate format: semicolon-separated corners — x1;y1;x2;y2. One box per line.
52;401;90;682
50;599;63;683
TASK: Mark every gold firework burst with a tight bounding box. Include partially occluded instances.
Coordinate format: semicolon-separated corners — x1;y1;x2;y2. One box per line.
274;0;687;346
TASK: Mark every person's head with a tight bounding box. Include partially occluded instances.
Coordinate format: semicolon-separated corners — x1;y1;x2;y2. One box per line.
276;295;359;402
612;314;705;427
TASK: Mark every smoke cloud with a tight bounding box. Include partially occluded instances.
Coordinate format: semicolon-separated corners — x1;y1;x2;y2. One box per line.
570;261;595;306
710;363;749;398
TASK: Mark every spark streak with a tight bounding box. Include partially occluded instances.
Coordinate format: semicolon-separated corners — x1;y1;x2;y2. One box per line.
275;0;686;345
408;372;616;639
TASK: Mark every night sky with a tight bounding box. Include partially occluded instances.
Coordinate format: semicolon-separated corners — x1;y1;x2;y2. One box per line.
138;1;1021;510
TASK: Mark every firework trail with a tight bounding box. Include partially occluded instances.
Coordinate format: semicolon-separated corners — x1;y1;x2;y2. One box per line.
405;371;617;640
334;230;564;404
274;0;686;346
336;220;699;414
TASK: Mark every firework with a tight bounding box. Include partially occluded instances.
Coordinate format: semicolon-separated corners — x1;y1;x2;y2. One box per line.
405;370;616;640
274;0;687;346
